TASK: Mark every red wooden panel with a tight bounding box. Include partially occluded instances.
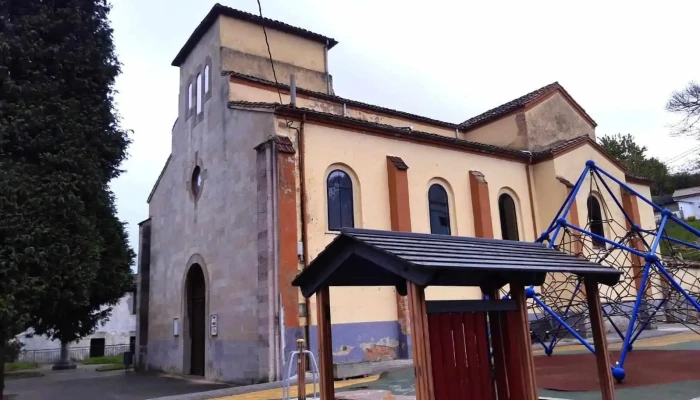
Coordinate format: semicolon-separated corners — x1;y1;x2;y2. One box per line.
430;310;500;400
451;313;469;397
504;311;526;400
488;311;509;400
428;314;448;400
474;312;495;400
463;312;483;400
439;314;460;399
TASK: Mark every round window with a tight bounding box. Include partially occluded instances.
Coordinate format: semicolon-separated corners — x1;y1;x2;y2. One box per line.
191;166;202;197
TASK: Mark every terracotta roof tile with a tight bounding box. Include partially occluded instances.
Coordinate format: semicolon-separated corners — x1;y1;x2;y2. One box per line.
532;135;591;158
275;136;296;154
460;82;596;130
387;156;409;170
224;71;459;129
461;82;560;128
230;102;532;161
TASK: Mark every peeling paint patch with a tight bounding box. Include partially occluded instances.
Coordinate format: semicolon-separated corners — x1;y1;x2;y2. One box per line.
333;344;354;356
360;337;399;362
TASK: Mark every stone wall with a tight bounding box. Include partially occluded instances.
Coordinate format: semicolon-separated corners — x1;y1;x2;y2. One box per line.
144;16;279;382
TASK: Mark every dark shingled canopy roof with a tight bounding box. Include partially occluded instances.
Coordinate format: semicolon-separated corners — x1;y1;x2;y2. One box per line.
292;229;621;298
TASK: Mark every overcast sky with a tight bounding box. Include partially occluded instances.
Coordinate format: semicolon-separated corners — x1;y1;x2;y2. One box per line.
110;0;700;260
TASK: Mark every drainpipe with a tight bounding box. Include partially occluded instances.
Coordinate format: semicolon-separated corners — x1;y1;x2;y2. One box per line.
297;114;311;345
272;141;282;380
266;142;276;382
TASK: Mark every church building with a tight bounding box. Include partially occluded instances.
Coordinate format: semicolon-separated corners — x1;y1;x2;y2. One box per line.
135;3;655;384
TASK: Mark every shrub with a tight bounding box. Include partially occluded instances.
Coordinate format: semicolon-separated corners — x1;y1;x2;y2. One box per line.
3;340;24;363
688;216;697;222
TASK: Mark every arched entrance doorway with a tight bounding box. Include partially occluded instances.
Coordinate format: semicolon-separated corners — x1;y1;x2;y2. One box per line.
185;264;206;376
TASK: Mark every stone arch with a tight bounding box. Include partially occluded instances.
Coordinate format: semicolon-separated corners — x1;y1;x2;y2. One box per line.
182;254;210;376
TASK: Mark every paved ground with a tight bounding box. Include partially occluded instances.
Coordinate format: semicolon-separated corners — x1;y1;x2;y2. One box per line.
4;364;229;400
5;325;698;400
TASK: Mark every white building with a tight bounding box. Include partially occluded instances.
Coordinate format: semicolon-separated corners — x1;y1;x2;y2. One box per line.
16;292;136;362
672;187;700;220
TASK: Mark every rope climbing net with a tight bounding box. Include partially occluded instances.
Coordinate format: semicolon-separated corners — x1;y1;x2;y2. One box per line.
510;160;700;382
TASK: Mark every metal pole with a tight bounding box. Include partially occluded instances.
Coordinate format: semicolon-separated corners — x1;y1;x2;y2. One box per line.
297;339;306;400
548;165;590;248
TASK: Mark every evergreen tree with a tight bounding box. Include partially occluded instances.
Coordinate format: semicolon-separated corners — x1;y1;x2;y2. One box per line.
0;0;133;392
599;133;670;195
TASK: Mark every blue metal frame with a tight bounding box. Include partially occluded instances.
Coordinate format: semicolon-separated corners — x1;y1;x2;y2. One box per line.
523;160;700;382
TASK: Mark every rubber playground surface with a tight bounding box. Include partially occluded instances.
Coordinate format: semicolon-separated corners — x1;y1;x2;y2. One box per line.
338;332;700;400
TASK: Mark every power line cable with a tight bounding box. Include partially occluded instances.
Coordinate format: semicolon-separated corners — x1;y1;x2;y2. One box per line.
664;145;700;165
256;0;284;106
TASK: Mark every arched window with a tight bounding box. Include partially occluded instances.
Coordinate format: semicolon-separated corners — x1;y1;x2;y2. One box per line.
498;193;519;241
187;83;193;111
196;74;203;114
327;170;354;230
429;184;451;235
587;195;605;247
204;65;210;93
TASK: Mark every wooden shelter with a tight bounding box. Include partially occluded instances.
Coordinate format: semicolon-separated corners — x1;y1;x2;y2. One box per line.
293;229;622;400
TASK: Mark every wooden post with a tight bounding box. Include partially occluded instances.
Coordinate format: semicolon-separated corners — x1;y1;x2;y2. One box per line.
511;285;539;400
584;279;616;400
316;287;334;400
297;339;307;400
407;283;433;400
487;288;510;399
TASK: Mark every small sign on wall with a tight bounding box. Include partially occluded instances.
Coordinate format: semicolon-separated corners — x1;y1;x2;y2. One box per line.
210;314;218;337
173;318;179;337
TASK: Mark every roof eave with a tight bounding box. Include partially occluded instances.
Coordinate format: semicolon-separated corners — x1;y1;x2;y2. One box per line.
147;154;172;204
272;106;530;163
172;4;337;67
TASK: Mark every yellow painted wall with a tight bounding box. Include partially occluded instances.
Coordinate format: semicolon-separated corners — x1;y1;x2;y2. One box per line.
345;107;456;137
463;114;522;149
531;159;564;235
525;92;595;151
219;16;326;73
288;121;535;323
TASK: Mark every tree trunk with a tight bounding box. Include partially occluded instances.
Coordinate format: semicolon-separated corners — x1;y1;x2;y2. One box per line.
1;339;5;399
51;342;76;370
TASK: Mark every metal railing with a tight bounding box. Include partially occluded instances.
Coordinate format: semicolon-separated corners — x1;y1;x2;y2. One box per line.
17;344;130;364
283;339;320;400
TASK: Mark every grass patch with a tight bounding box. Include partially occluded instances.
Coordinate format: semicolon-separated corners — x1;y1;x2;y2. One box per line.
661;219;700;261
4;361;39;372
95;363;124;372
82;354;123;365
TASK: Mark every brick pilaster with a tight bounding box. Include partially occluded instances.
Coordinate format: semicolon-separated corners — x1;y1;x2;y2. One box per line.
386;156;412;358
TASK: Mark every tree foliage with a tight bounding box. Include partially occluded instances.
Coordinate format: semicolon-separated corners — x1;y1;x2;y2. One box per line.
667;82;700;138
0;0;134;392
598;133;670;195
